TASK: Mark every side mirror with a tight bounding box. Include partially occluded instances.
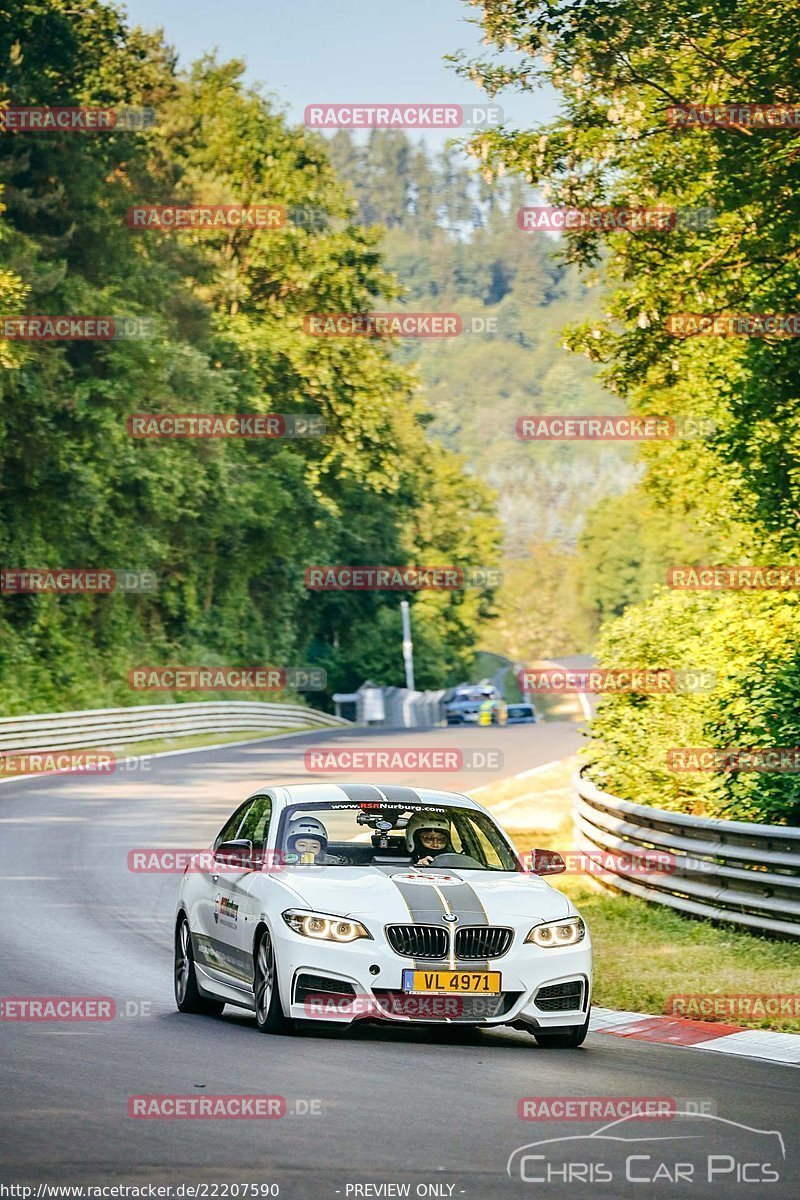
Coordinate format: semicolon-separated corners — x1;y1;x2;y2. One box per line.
529;848;566;875
214;839;254;869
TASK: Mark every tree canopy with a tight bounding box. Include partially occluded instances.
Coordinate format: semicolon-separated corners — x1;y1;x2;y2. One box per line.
462;0;800;821
0;0;501;711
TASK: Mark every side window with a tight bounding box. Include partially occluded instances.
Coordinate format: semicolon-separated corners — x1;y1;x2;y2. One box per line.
459;815;504;868
237;794;273;856
214;800;252;849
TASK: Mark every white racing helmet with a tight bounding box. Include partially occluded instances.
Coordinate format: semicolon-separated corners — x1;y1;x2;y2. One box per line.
286;815;328;852
405;811;451;853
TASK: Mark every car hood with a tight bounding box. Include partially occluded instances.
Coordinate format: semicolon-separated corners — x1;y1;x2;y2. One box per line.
272;865;571;925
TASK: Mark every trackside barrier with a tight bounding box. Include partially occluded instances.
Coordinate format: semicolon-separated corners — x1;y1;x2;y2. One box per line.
0;701;348;756
333;683;446;727
573;768;800;939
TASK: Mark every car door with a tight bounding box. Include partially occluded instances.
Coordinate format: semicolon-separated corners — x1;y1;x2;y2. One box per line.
220;792;275;986
192;796;259;988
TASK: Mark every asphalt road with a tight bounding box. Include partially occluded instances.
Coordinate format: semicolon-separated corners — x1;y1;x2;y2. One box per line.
1;722;797;1199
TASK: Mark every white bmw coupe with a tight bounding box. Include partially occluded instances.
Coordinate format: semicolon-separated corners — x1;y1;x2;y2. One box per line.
174;782;592;1047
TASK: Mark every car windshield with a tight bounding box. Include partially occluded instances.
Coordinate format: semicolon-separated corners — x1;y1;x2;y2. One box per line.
275;800;522;872
453;688;493;703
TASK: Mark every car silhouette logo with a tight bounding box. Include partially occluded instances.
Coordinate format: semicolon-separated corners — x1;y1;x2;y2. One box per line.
507;1112;786;1182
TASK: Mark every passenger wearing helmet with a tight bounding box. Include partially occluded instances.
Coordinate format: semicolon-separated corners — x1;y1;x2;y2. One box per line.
284;815;339;865
405;811;453;867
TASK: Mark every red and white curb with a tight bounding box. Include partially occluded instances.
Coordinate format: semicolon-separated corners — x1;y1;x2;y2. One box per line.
590;1005;800;1065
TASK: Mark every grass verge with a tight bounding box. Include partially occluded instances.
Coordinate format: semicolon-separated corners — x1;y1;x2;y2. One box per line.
475;759;800;1034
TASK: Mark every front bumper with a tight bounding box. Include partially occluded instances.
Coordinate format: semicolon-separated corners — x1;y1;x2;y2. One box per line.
274;926;592;1029
446;711;480;725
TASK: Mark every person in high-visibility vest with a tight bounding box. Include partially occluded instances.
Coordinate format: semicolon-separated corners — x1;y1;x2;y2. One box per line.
479;697;494;726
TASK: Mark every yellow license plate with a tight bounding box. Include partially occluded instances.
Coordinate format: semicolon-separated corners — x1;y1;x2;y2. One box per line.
402;969;501;994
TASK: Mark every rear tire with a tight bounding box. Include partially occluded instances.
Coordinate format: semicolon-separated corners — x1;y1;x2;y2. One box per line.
253;927;291;1034
174;915;225;1016
533;1008;590;1048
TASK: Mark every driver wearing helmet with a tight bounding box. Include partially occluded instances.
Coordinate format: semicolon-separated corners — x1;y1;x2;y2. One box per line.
284;815;339;865
405;811;453;867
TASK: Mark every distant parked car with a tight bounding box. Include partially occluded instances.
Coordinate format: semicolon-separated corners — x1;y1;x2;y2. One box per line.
445;681;503;726
506;703;537;725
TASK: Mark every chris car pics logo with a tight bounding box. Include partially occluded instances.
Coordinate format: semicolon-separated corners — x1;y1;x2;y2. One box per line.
507;1113;785;1186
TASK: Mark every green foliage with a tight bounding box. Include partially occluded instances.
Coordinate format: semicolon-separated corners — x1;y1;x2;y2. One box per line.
577;487;718;632
460;0;800;548
329;129;635;659
0;0;501;713
463;0;800;820
493;545;591;662
584;590;800;824
330;130;635;552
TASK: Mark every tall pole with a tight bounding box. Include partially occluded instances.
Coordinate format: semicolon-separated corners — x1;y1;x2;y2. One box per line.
400;599;415;691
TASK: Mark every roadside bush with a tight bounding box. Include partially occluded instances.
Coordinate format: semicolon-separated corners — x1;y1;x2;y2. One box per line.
583;588;800;824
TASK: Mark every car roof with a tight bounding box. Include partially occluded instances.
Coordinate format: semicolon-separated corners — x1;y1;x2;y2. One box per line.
247;781;484;811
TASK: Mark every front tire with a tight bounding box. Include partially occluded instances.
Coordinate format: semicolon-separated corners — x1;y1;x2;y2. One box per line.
174;915;225;1016
533;1008;591;1048
253;927;291;1033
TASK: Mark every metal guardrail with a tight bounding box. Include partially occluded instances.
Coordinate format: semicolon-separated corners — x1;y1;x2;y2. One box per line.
333;682;446;727
0;701;348;755
574;768;800;938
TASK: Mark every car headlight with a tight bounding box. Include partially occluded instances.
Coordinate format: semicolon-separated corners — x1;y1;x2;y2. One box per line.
524;917;585;948
282;909;372;943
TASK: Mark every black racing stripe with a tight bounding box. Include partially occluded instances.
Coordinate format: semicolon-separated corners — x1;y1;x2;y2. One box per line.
375;785;422;806
337;783;385;803
389;877;448;925
440;877;490;969
378;866;449;970
439;881;487;922
379;869;495;973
